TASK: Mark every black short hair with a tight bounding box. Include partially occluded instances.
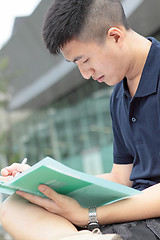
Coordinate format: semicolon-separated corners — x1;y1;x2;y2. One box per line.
42;0;130;55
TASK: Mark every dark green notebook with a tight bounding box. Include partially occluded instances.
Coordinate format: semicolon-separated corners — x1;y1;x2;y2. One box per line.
0;157;139;207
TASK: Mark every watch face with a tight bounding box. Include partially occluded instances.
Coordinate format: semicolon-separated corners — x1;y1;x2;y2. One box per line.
88;222;100;231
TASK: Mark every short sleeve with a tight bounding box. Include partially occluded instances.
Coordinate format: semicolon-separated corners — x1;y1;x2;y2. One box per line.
110;93;133;165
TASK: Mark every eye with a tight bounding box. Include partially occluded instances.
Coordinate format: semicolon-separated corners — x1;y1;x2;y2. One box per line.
83;59;89;64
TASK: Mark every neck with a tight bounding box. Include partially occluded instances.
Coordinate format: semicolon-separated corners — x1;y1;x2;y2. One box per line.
126;31;152;97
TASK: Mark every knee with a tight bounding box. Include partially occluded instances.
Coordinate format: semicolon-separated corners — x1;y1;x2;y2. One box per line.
0;195;13;227
0;197;9;227
0;194;21;227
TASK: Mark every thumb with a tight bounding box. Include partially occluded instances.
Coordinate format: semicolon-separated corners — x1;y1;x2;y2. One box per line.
38;185;59;200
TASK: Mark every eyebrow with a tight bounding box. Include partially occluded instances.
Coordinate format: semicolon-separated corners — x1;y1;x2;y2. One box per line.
66;56;83;63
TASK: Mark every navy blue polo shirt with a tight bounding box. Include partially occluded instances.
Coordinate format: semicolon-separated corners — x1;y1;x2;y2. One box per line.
110;37;160;191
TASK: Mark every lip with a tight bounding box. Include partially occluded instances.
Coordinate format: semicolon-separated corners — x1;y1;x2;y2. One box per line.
95;76;104;83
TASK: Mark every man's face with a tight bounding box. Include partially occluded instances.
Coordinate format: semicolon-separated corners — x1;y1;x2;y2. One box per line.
61;37;129;86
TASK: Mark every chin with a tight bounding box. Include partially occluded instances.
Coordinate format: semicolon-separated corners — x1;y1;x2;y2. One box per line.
104;80;116;86
107;77;123;86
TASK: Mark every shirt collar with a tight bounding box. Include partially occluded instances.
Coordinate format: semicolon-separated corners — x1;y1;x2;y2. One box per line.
116;37;160;99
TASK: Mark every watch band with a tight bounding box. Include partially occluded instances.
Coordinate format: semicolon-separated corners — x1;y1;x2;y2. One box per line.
87;206;100;230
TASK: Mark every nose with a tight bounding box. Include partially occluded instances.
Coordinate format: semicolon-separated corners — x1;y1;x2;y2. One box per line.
78;66;94;80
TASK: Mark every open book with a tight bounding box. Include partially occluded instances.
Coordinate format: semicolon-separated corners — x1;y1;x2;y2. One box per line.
0;157;139;207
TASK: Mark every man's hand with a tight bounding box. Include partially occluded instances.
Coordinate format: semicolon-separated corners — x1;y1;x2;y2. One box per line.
16;185;88;227
0;163;30;182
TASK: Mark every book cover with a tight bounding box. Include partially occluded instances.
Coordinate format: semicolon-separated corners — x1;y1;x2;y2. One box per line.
0;157;140;207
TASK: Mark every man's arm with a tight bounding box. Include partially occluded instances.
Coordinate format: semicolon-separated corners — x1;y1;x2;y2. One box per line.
97;182;160;225
16;180;160;227
3;161;160;229
97;163;133;187
96;163;160;225
12;162;160;227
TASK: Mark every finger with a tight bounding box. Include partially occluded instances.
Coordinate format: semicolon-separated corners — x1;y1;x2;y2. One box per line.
16;190;43;202
12;170;19;177
7;163;30;172
1;168;13;176
16;190;54;209
1;169;9;176
0;175;14;182
1;163;30;176
38;185;61;203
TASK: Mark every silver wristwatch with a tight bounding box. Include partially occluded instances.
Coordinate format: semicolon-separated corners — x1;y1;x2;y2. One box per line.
87;206;100;230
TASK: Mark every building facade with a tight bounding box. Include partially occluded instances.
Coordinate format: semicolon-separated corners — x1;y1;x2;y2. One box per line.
0;0;160;173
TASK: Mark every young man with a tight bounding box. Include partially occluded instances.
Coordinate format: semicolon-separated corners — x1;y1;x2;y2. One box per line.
1;0;160;239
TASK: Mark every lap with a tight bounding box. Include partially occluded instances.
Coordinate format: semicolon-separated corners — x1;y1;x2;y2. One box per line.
0;194;77;240
100;218;160;240
2;194;160;240
77;218;160;239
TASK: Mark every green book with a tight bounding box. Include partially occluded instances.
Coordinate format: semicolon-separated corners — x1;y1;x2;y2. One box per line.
0;157;139;207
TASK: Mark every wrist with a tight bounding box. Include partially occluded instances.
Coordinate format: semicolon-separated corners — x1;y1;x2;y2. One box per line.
87;206;100;230
97;205;110;225
73;207;89;227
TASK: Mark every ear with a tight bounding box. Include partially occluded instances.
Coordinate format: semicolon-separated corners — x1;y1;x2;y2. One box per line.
107;27;124;46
